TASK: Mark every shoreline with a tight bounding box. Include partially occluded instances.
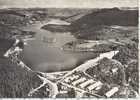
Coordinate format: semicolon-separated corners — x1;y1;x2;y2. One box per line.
3;38;60;97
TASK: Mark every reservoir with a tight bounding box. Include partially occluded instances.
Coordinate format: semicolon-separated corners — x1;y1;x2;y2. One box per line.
21;19;98;72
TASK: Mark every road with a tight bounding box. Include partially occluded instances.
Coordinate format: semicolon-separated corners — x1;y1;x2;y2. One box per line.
28;75;58;98
58;50;119;83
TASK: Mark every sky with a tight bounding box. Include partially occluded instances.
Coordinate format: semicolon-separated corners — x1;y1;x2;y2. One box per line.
0;0;138;8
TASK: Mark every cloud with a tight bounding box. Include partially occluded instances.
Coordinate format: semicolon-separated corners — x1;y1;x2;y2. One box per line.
0;0;138;8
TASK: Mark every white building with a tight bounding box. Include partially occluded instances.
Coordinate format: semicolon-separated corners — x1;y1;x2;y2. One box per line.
69;75;80;81
64;77;70;83
72;77;86;86
79;79;95;89
64;75;80;83
87;81;103;91
105;87;119;97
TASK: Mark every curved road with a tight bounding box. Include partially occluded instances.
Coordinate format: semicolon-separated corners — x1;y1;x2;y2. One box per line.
28;75;58;98
37;75;58;98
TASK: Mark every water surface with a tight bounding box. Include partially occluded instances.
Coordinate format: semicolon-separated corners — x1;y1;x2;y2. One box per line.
21;19;97;72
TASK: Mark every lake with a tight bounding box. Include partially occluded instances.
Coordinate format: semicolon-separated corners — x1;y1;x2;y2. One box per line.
21;19;98;72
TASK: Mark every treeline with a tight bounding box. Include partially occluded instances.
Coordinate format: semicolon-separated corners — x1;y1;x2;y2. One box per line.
71;8;138;32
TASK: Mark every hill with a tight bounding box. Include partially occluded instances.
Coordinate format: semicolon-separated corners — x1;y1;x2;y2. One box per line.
0;59;42;97
70;8;138;40
71;8;138;32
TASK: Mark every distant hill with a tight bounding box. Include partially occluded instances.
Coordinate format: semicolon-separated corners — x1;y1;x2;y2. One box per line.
70;8;138;32
0;10;26;17
0;13;26;26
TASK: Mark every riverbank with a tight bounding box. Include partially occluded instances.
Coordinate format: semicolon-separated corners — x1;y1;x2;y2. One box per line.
41;24;71;32
62;39;124;53
40;19;71;32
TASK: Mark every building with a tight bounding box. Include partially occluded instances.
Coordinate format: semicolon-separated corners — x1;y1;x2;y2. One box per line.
72;77;86;86
79;79;95;89
87;81;103;91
